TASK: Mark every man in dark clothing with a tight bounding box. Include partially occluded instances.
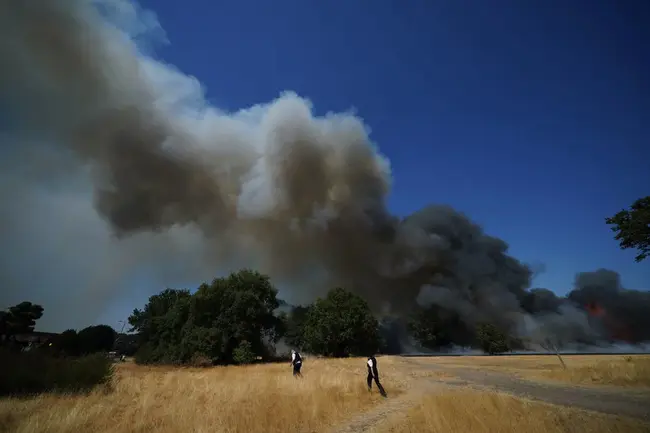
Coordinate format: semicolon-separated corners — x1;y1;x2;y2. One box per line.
290;349;303;377
367;355;387;397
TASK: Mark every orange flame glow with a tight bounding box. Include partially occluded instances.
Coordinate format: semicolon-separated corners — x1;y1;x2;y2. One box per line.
585;302;605;318
585;302;633;343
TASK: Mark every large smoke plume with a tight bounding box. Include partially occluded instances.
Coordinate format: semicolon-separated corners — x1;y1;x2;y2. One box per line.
0;1;647;348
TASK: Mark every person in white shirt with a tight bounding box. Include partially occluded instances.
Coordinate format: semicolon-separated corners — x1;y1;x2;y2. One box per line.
290;349;303;377
367;355;387;396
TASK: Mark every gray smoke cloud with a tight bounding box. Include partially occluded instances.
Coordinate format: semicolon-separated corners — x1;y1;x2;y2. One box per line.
0;1;644;347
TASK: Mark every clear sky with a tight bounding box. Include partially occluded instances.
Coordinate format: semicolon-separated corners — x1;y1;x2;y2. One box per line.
97;0;649;328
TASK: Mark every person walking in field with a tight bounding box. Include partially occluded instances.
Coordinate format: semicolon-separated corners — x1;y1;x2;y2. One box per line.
367;355;387;397
290;349;303;377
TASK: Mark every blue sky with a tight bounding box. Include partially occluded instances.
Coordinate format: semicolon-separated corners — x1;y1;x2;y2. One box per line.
98;0;648;328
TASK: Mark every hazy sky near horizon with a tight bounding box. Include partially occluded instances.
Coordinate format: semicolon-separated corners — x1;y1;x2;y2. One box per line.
2;0;648;331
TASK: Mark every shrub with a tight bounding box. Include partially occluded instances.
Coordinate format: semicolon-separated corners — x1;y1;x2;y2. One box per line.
190;353;213;367
232;341;256;365
476;323;511;355
0;349;114;396
134;343;155;365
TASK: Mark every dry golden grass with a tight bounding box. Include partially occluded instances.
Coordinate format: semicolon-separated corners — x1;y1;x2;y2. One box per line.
422;354;650;388
0;357;406;433
370;389;650;433
543;356;650;387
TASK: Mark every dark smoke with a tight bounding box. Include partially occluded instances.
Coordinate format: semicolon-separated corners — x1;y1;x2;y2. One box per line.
568;269;650;344
522;288;563;314
0;1;647;349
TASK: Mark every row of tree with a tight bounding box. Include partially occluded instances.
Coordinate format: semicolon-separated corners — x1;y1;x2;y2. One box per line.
53;325;116;356
126;268;517;365
0;301;119;357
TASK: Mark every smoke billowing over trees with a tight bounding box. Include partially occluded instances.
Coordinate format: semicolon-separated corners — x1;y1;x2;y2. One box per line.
4;266;650;364
0;1;648;354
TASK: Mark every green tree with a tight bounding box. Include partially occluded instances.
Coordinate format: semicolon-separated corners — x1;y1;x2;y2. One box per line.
54;329;81;357
182;269;283;364
77;325;117;354
130;269;284;365
302;288;380;357
5;302;44;334
283;305;311;350
132;291;192;364
605;196;650;262
1;302;44;349
128;289;192;339
232;340;256;365
476;323;511;355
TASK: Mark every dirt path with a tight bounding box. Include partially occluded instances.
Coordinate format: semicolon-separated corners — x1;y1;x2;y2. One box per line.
407;358;650;422
327;357;650;433
326;380;453;433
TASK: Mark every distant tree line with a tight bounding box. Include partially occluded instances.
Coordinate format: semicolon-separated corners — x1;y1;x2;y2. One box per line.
0;301;117;357
0;271;595;366
126;268;523;365
53;325;116;357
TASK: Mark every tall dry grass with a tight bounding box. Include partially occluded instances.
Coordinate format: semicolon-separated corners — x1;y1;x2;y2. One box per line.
543;356;650;387
370;389;650;433
0;357;405;433
424;355;650;388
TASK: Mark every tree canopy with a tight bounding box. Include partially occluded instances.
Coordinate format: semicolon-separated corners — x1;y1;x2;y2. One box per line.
282;305;311;350
475;323;511;355
605;196;650;262
54;329;81;356
1;301;44;349
302;287;380;357
78;325;116;354
2;301;44;335
130;269;285;365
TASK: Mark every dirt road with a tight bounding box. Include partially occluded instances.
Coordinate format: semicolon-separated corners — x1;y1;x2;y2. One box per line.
408;358;650;421
328;357;650;433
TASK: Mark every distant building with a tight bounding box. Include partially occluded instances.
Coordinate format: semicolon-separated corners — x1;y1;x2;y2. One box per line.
7;331;58;350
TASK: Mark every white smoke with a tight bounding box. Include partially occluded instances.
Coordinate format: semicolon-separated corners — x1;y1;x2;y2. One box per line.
0;0;393;329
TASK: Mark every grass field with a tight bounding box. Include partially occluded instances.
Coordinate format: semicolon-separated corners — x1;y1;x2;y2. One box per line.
370;389;650;433
1;355;649;433
0;357;405;433
424;354;650;388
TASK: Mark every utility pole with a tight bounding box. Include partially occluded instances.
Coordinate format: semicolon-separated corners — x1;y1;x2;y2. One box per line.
113;319;128;350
